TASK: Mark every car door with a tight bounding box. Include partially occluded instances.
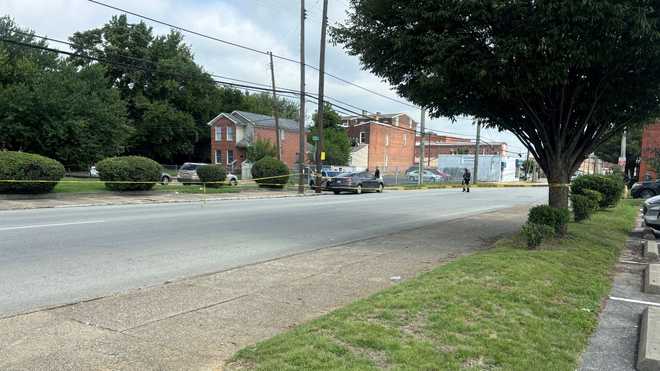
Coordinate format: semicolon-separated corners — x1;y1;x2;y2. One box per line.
361;171;378;191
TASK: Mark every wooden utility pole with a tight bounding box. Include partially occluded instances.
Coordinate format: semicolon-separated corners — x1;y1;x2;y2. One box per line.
269;51;281;160
314;0;328;193
418;107;425;185
297;0;306;194
473;120;481;185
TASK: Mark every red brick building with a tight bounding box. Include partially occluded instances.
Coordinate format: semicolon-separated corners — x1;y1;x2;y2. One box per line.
341;113;418;171
208;111;304;171
639;120;660;180
414;134;508;167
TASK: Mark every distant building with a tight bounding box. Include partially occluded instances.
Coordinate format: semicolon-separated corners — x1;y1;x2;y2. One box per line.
341;113;418;171
207;111;305;171
415;134;508;168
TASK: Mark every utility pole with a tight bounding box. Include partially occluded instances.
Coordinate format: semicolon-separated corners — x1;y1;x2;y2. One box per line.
314;0;328;193
418;107;426;185
297;0;306;194
473;120;481;185
269;51;281;160
618;128;627;169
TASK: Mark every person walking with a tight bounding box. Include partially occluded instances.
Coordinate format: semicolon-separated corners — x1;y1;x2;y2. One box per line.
374;166;381;179
462;168;471;192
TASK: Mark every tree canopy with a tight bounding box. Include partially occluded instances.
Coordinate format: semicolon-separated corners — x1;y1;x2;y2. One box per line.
594;125;644;180
309;104;351;166
334;0;660;207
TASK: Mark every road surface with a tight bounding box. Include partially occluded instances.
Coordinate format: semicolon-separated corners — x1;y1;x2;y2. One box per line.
0;187;545;316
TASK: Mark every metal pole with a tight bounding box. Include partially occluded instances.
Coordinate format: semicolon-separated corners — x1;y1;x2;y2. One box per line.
314;0;328;193
418;107;425;185
473;120;481;185
619;128;627;170
269;51;281;161
297;0;306;194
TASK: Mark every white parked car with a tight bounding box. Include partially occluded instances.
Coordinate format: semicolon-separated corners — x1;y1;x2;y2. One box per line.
177;162;238;186
407;169;446;183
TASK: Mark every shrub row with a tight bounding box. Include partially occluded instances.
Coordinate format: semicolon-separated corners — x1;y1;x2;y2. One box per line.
0;151;65;194
196;164;227;188
96;156;162;191
571;174;623;208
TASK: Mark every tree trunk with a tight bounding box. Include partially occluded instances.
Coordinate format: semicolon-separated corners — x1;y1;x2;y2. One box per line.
546;164;570;209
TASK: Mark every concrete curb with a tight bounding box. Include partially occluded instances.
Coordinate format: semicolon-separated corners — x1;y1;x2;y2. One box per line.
387;183;548;191
645;265;660;295
638;306;660;371
645;241;659;261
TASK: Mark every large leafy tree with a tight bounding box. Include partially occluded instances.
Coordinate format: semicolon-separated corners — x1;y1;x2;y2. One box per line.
242;92;300;120
69;15;223;164
309;104;351;165
333;1;660;208
0;17;129;170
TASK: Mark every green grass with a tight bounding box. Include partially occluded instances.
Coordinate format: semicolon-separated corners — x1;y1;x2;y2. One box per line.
229;200;639;371
53;178;240;194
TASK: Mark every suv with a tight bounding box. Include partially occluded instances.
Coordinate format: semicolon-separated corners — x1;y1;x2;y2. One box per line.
631;180;660;199
177;163;238;186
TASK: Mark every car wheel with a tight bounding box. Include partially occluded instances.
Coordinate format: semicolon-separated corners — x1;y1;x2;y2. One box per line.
356;184;362;194
641;189;655;199
161;176;170;185
377;183;384;193
230;179;238;186
333;190;341;195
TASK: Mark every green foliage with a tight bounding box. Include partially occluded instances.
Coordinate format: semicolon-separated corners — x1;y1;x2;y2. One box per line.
582;189;603;206
520;222;554;249
96;156;161;191
333;1;660;209
196;164;227;188
0;151;64;194
571;194;599;222
242;92;299;120
528;205;570;235
251;156;289;189
309;105;351;166
247;139;277;162
571;175;623;208
595;126;643;181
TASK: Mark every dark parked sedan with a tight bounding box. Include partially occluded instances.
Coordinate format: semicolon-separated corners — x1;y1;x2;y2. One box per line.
631;181;660;199
326;172;384;194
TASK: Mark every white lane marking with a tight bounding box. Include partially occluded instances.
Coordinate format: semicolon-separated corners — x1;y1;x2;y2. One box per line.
0;220;105;231
609;296;660;307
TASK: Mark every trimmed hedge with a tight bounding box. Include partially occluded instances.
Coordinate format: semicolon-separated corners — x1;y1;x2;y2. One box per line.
571;194;599;222
571;175;623;208
251;156;289;189
0;151;65;194
197;164;227;188
528;205;570;235
582;189;603;207
521;222;554;249
96;156;161;191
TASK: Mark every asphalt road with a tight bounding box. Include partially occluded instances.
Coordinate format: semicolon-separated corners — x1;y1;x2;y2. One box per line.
0;187;546;316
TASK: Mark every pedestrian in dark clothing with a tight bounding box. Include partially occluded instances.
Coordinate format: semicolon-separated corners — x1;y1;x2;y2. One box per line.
462;168;471;192
374;166;381;179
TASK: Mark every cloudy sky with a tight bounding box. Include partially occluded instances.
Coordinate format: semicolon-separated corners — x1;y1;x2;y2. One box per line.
4;0;527;156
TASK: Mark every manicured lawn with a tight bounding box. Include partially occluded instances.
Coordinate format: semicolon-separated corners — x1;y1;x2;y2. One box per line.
229;200;639;371
53;178;240;194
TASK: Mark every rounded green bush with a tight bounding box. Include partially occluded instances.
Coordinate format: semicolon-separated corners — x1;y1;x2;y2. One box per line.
528;205;570;235
521;222;554;249
0;151;65;194
96;156;161;191
571;175;623;208
251;156;289;189
581;189;603;207
197;164;227;188
571;194;599;222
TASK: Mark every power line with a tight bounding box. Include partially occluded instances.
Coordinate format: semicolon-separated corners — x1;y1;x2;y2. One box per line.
86;0;419;109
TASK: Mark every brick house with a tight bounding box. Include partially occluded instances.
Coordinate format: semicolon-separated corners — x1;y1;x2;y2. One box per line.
414;134;507;167
208;111;304;171
639;120;660;180
341;113;418;171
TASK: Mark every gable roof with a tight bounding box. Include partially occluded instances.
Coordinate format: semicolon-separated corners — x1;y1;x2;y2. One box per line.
207;111;301;132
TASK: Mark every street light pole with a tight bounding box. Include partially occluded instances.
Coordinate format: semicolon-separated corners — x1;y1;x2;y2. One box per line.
418;107;425;185
297;0;306;194
314;0;328;193
473;120;481;185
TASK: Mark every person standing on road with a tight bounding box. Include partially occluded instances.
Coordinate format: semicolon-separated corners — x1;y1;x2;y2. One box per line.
462;168;471;192
374;166;381;179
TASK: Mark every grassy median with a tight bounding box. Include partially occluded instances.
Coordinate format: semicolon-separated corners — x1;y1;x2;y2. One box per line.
229;200;638;371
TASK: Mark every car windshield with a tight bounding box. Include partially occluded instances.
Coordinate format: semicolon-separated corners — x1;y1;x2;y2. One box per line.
325;171;340;177
180;164;198;170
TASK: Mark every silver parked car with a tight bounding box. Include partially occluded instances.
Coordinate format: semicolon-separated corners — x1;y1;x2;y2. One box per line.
177;163;238;186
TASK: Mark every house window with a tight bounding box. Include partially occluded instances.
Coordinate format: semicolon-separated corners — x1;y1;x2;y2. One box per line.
227;127;234;141
227;149;234;164
385;134;390;146
403;134;407;145
280;129;285;141
360;132;368;144
215;149;222;164
215;126;222;141
394;117;399;126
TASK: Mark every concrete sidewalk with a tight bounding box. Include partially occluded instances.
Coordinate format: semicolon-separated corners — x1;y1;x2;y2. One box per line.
1;206;529;371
